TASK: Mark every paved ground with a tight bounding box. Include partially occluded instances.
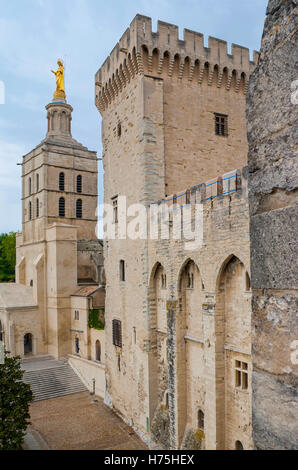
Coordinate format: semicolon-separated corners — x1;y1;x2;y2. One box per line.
27;391;148;450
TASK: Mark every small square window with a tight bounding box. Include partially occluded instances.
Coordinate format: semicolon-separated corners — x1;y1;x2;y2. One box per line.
214;113;228;137
235;360;248;390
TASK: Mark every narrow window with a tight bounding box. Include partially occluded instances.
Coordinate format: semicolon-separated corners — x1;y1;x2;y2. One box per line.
76;199;82;218
29;177;32;195
133;327;136;344
198;409;204;430
112;319;122;347
187;271;194;288
117;354;121;371
117;122;121;137
112;196;118;223
59;172;65;191
74;310;79;320
29;201;32;220
30;280;33;287
0;320;3;342
245;272;251;291
214;113;228;137
75;337;80;354
59;197;65;217
96;340;101;362
165;392;169;410
36;174;39;192
36;198;39;218
120;259;125;282
235;360;248;390
235;440;244;450
76;175;82;193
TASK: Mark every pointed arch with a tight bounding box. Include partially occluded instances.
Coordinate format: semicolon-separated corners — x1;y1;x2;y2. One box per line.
148;261;168;428
176;258;205;446
215;254;252;449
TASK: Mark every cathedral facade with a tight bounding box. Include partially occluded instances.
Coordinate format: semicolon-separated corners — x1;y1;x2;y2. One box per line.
0;91;106;397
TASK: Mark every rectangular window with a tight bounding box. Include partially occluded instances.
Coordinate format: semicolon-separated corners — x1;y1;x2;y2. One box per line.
74;310;79;320
112;196;118;223
235;360;248;390
214;113;228;137
112;319;122;347
120;259;125;282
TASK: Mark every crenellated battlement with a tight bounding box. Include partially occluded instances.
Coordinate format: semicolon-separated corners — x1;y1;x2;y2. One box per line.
95;15;259;113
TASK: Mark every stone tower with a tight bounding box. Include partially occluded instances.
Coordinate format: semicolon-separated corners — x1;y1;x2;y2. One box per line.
247;0;298;450
95;15;258;447
16;93;99;358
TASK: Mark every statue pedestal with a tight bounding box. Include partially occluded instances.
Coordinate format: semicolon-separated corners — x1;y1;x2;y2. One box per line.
53;90;66;103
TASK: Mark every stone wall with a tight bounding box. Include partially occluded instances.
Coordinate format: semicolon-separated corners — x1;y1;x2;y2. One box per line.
246;0;298;450
96;15;257;450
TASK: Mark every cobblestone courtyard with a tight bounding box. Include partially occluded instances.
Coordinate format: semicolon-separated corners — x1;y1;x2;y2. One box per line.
27;392;148;450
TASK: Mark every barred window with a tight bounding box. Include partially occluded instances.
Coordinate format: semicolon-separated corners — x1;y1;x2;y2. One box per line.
59;197;65;217
76;199;82;218
59;172;65;191
112;319;122;347
235;360;248;390
36;198;39;218
214;113;228;137
120;259;125;281
76;175;82;193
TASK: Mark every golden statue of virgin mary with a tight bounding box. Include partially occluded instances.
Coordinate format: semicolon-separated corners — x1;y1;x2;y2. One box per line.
51;60;65;99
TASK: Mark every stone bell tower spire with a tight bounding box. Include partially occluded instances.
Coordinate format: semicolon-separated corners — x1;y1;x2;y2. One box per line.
45;100;73;138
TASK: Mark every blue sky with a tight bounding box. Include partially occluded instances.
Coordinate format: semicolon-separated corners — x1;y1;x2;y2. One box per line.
0;0;268;233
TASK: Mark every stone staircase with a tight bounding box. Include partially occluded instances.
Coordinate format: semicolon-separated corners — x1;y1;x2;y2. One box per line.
22;357;88;402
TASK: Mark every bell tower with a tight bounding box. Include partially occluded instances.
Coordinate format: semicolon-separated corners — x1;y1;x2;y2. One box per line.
15;70;99;358
20;92;98;245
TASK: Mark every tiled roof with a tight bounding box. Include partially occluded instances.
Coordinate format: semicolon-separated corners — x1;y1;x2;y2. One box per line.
71;285;103;297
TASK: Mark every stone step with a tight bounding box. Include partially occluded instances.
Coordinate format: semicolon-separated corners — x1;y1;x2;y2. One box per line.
23;360;88;402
